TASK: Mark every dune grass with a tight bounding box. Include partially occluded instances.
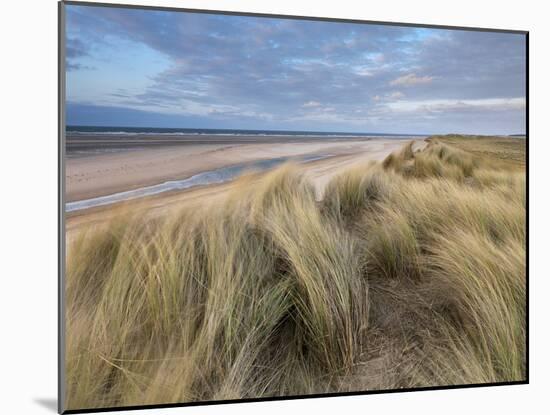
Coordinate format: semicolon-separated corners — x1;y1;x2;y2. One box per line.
65;137;526;410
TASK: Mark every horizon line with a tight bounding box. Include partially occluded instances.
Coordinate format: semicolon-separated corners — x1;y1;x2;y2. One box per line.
65;125;525;137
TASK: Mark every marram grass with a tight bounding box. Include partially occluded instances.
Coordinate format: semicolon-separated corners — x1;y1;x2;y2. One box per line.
65;137;526;409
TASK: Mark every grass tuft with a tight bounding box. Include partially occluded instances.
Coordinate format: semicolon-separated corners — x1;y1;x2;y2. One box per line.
65;136;526;409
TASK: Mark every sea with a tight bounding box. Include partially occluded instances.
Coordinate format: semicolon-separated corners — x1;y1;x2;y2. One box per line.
66;125;424;138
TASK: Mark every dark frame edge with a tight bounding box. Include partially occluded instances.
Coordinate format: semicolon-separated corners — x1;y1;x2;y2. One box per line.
61;0;528;35
525;31;529;384
58;1;67;414
62;380;528;414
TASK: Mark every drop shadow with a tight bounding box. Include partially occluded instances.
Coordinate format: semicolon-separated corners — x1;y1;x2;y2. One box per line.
34;398;57;413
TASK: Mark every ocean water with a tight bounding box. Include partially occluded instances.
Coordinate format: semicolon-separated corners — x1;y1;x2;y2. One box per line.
66;125;424;138
66;154;330;212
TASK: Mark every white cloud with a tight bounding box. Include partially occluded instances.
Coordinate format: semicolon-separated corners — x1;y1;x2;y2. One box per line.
372;91;405;102
386;97;526;113
302;101;322;108
354;68;374;77
388;91;405;100
390;73;434;87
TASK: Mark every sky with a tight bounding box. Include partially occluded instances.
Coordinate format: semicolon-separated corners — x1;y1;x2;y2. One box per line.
65;4;526;135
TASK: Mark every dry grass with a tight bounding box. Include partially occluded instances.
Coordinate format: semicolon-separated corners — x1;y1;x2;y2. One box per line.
65;136;526;410
429;134;526;167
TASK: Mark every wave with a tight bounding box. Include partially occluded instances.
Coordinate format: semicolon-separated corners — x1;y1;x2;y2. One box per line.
66;126;425;138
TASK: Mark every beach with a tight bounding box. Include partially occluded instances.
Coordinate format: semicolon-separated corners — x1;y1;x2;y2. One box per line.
65;135;426;234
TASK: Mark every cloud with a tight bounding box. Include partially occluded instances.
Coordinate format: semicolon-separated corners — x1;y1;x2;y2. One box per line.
64;4;526;134
66;37;92;71
390;73;434;86
302;101;322;108
389;91;405;99
66;62;95;71
372;91;405;102
386;97;526;113
66;38;88;59
354;68;374;77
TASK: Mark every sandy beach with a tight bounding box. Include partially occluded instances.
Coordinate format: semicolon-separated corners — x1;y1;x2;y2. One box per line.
65;136;426;235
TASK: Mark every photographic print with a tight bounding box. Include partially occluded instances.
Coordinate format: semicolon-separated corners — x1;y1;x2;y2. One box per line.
60;1;527;412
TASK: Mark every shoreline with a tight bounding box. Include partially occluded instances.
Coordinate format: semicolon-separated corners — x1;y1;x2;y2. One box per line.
66;137;425;202
65;153;335;212
66;133;424;151
65;138;427;237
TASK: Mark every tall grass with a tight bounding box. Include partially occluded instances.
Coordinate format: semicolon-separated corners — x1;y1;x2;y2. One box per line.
65;138;526;409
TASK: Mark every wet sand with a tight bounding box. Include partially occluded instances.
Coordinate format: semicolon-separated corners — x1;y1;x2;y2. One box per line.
66;133;397;152
65;136;426;237
66;136;423;201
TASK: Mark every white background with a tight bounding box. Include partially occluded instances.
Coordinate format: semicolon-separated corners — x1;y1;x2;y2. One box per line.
0;0;545;413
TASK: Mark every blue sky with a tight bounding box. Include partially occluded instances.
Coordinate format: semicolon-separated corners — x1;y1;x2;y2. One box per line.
65;5;526;134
